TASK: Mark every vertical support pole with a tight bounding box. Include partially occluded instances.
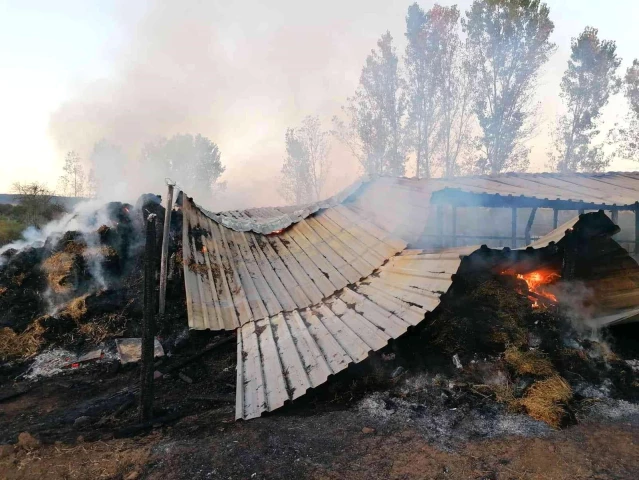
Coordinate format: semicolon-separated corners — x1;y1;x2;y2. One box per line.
524;207;538;246
511;207;517;248
158;182;175;316
578;207;585;215
553;208;559;229
436;205;444;248
140;214;157;422
611;209;618;224
635;202;639;256
451;206;457;247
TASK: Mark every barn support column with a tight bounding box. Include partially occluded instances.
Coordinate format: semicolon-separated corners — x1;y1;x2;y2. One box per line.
451;206;457;247
553;208;559;229
511;207;517;248
436;205;444;248
524;207;538;246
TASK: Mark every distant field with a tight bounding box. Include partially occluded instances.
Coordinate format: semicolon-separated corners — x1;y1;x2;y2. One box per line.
0;217;24;246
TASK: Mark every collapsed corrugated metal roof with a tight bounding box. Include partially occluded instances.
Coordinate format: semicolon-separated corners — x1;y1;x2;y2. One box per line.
180;172;639;420
182;194;406;330
235;248;468;420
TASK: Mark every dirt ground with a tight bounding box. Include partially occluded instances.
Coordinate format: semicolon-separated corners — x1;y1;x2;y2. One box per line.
1;404;637;480
1;334;638;480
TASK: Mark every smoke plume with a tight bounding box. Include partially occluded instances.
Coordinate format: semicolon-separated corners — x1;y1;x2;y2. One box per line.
47;1;403;210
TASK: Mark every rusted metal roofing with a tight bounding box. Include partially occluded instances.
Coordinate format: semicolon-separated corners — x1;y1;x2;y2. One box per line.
182;195;406;330
235;248;468;420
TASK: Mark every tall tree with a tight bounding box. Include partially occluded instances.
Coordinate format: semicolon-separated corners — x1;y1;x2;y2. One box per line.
550;27;621;172
405;3;442;179
58;151;86;197
333;32;407;176
280;116;331;204
463;0;555;174
610;60;639;160
141;134;225;196
432;5;475;177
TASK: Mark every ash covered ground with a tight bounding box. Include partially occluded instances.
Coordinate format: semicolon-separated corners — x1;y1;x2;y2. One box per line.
0;198;638;479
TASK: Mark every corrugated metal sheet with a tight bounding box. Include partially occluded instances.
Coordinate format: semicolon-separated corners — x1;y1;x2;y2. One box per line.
182;195;407;330
180;172;639;421
235;248;468;420
198;177;368;234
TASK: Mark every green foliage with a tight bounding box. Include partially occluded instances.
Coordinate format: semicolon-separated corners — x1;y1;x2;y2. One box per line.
11;182;65;227
463;0;555;174
0;216;25;246
550;27;621;172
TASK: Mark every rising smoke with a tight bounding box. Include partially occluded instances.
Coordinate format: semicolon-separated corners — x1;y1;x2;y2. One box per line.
47;1;395;210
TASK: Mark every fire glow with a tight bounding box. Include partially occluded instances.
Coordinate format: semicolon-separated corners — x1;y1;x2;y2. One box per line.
502;268;560;308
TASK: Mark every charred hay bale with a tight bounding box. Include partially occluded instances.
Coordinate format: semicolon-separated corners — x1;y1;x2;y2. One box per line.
518;375;572;428
0;318;46;361
42;251;83;294
425;276;532;359
504;347;556;377
0;248;48;331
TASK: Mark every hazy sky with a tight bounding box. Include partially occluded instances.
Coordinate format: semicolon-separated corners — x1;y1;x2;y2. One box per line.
1;0;639;209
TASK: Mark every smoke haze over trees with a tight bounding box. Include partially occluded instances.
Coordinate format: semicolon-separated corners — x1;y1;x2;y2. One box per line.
332;32;407;177
26;0;639;209
280;116;331;204
550;27;621;172
58;151;86;198
463;0;556;175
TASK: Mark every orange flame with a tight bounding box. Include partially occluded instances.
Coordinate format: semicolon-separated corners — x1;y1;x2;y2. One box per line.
202;245;207;253
502;268;560;308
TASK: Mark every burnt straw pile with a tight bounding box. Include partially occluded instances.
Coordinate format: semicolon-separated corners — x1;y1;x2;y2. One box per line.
342;211;639;429
0;194;187;375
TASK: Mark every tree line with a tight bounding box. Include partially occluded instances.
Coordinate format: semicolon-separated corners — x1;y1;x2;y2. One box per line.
280;0;639;203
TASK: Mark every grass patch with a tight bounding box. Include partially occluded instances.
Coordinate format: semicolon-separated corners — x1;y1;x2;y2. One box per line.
0;217;25;246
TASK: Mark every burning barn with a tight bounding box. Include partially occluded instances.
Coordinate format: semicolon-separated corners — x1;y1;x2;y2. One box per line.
180;172;639;420
1;171;639;432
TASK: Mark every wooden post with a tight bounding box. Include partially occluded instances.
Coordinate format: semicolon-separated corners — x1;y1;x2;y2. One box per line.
158;182;175;316
511;207;517;248
524;207;538;246
635;202;639;256
451;206;457;247
578;207;585;215
611;209;618;224
436;205;444;248
553;208;559;229
140;213;157;422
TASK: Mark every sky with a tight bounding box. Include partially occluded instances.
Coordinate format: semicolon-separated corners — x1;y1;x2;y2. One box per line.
1;0;639;209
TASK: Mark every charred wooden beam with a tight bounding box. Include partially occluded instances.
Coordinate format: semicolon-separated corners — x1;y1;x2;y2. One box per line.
140;214;157;422
159;181;175;316
524;207;538;245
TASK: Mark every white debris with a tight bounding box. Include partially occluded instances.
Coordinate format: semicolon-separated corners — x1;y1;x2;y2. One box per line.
452;354;463;370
